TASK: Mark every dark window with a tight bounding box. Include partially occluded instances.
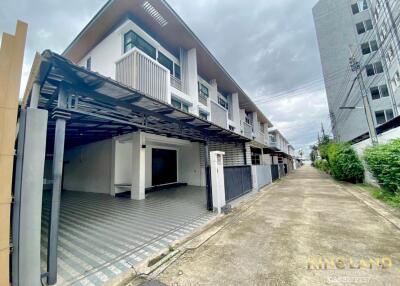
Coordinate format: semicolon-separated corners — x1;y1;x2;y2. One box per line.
171;98;181;109
229;125;235;131
370;86;380;100
370;40;378;52
356;22;365;34
218;97;228;109
361;0;368;10
86;57;91;71
198;82;209;98
365;19;373;30
366;64;375;76
245;113;252;125
375;110;386;124
123;30;156;59
380;85;389;97
174;64;181;80
374;62;383;74
361;42;371;55
352;3;360;14
157;51;173;74
386;109;394;121
171;97;189;112
199;111;208;120
251;148;261;165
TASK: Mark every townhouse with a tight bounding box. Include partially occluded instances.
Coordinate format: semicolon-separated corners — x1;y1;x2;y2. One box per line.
11;0;297;285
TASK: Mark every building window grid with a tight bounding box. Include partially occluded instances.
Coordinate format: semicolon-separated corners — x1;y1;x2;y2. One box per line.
370;84;389;100
375;109;394;124
171;97;189;112
365;61;384;76
351;0;368;15
356;19;373;35
361;40;378;55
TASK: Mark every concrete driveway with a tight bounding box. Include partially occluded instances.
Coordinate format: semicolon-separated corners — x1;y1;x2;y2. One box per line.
144;166;400;286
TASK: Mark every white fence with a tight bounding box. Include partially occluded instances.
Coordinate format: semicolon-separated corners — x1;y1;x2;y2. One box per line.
251;165;272;191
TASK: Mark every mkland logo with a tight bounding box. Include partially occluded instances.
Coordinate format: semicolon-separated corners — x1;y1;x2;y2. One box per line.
307;256;392;270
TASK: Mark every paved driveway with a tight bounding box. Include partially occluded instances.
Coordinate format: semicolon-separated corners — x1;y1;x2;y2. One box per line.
152;166;400;286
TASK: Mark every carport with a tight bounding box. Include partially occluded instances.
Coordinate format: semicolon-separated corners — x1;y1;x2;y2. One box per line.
14;50;249;285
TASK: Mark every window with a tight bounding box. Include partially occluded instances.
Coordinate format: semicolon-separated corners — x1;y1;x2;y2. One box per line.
370;85;389;100
375;109;394;124
365;19;373;30
157;51;173;74
199;110;208;120
245;113;252;125
251;148;261;165
86;57;91;71
352;0;368;14
375;110;386;124
124;30;156;59
370;86;380;100
366;62;383;76
198;82;209;98
174;64;181;80
229;125;235;131
361;40;378;55
218;97;228;109
171;97;189;112
356;22;366;34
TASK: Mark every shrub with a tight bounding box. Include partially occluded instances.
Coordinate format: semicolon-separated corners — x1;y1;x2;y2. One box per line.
364;139;400;193
327;143;364;183
314;159;330;173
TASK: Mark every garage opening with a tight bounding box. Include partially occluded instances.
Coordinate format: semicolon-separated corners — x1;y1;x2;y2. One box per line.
152;148;177;186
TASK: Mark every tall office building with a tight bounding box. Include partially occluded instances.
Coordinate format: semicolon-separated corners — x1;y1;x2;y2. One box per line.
313;0;400;141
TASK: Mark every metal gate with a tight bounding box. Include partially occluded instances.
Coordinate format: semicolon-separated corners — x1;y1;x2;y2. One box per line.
224;166;252;202
271;164;279;181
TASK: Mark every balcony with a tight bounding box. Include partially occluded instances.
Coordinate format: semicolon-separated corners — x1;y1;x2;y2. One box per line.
243;122;252;139
170;74;182;91
198;94;208;106
116;48;169;102
255;131;266;145
211;101;227;128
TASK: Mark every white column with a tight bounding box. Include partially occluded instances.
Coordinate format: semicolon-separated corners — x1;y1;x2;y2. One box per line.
210;151;226;213
231;92;240;131
186;48;199;115
131;132;146;200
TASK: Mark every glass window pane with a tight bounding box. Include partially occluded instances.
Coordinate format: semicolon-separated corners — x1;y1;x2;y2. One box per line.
365;19;373;30
374;62;383;73
352;3;360;14
174;64;181;79
366;64;374;76
375;110;386;124
380;85;389;97
386;109;394;121
370;86;380;100
356;22;365;34
157;51;173;74
370;40;378;52
182;104;189;112
171;98;181;109
361;42;371;55
137;36;156;59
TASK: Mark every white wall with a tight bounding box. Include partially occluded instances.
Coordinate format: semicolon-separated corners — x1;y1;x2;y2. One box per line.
63;139;112;194
114;140;132;185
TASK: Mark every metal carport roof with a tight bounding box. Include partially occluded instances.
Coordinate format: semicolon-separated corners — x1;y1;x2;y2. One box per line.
24;50;250;149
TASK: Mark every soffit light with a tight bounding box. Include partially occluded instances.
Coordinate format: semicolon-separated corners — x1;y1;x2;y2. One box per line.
142;1;168;27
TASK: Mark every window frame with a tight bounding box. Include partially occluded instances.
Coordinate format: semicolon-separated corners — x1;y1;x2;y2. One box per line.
218;96;229;110
157;51;174;75
199;110;208;120
123;30;157;59
198;82;209;98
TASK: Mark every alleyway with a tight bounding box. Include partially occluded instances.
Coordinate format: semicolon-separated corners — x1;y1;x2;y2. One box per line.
144;166;400;286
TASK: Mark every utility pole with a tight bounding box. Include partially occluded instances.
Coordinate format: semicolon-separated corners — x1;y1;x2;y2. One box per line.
349;56;378;145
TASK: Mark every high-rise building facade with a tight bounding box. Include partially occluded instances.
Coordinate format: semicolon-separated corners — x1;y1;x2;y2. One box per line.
313;0;400;141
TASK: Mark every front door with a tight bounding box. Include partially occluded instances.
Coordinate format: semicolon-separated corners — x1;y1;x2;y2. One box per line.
152;148;177;186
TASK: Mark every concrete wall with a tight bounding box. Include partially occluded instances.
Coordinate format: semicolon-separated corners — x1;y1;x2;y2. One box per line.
63;139;112;194
114;140;132;185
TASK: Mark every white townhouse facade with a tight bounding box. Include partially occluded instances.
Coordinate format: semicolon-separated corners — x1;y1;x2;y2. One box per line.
313;0;400;142
12;1;298;285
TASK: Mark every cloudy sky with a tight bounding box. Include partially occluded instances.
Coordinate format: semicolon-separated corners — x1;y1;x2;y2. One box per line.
0;0;331;155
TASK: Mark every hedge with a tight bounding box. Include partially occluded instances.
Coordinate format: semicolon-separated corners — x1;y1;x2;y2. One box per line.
314;142;364;183
364;139;400;193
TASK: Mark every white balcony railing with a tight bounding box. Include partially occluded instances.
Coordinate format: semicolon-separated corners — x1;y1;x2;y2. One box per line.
170;75;182;91
116;48;169;102
211;101;228;128
255;131;265;145
243;122;252;139
198;94;208;106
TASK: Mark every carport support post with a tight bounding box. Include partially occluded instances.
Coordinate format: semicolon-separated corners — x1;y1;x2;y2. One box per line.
204;141;213;210
131;131;145;200
47;86;69;285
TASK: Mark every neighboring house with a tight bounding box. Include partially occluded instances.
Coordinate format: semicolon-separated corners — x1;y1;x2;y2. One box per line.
313;0;400;142
267;129;296;179
13;0;297;285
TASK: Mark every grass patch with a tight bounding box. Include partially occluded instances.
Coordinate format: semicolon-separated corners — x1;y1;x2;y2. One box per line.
360;184;400;209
